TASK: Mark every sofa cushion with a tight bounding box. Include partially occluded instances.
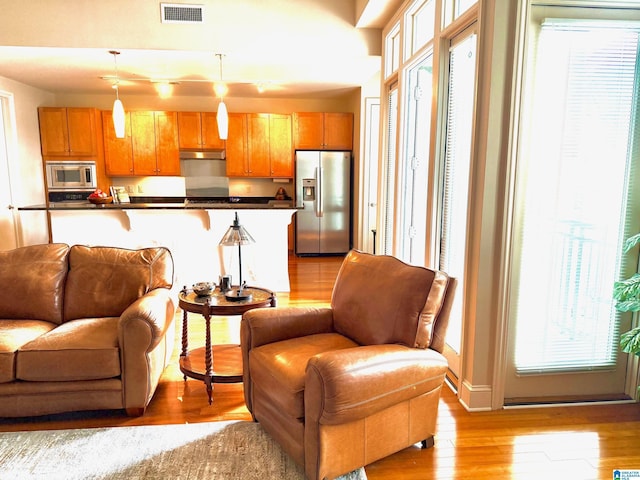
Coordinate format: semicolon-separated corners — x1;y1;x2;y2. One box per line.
249;333;357;419
16;317;121;382
64;245;174;321
0;320;57;383
0;243;69;325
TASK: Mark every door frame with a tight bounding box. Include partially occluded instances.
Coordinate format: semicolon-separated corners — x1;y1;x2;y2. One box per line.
0;91;20;251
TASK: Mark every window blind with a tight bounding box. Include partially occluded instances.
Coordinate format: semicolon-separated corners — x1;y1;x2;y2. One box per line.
382;85;398;255
513;20;640;373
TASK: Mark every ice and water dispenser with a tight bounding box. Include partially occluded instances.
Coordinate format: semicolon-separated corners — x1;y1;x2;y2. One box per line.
302;178;316;201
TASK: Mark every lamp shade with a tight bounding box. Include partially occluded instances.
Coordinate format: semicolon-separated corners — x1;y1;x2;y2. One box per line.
112;98;125;138
217;101;229;140
219;212;255;246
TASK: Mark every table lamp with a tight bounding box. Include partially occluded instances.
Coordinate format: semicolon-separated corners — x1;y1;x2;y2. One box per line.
219;212;255;301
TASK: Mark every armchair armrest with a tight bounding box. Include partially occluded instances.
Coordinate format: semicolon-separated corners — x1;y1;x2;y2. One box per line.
305;344;448;425
241;306;334;415
118;288;176;412
241;306;334;349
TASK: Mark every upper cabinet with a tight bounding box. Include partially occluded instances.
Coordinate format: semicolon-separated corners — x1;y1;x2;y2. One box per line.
102;110;180;176
225;113;248;177
293;112;353;151
227;113;293;178
38;107;98;158
177;112;225;150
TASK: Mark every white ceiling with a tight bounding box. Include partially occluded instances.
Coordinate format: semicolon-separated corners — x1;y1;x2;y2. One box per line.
0;0;402;99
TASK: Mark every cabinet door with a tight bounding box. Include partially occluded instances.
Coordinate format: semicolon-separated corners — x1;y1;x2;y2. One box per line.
66;108;97;156
102;110;134;176
293;112;324;150
38;107;69;156
201;112;225;150
269;114;293;177
131;111;157;176
226;113;248;177
247;114;271;177
324;113;353;150
155;112;180;176
177;111;202;149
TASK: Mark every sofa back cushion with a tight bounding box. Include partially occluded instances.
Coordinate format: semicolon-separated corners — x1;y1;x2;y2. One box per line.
331;250;452;350
64;245;173;321
0;243;69;324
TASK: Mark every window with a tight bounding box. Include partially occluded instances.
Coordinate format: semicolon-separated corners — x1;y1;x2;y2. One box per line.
405;0;436;59
511;20;640;374
443;0;477;28
399;54;433;264
438;29;477;356
385;24;401;78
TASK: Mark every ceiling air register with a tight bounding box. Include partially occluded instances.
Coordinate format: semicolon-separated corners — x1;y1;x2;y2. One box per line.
160;3;204;24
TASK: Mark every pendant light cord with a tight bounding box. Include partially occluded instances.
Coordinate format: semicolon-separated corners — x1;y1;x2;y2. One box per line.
110;50;121;99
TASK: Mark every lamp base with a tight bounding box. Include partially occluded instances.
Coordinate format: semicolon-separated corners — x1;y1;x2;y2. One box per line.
224;289;253;302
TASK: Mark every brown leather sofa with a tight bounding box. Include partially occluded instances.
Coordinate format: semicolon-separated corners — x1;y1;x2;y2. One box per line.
0;243;176;417
241;250;456;480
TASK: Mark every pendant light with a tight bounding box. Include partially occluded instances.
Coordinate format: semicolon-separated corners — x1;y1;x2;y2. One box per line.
215;53;229;140
109;50;125;139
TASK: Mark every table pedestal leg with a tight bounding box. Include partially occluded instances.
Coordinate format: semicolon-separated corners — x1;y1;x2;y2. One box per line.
180;308;189;381
204;311;213;405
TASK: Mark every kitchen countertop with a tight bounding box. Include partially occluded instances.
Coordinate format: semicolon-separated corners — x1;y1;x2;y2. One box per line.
19;197;299;211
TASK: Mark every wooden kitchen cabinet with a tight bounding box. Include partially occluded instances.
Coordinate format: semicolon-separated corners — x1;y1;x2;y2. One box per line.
246;114;273;177
269;114;293;177
225;113;248;177
102;110;134;175
227;113;292;177
102;110;179;176
177;111;225;150
293;112;353;150
38;107;98;157
154;111;180;175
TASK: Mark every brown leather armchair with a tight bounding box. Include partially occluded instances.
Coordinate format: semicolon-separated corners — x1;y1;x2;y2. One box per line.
241;250;456;480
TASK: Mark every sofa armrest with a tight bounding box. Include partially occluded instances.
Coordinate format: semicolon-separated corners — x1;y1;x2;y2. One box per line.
305;345;448;425
118;288;176;412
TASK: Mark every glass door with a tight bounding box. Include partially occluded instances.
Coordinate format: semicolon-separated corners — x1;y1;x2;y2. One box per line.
398;53;433;266
504;10;640;401
437;26;478;379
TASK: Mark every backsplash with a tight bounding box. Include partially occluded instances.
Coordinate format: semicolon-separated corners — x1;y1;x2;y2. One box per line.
109;176;293;198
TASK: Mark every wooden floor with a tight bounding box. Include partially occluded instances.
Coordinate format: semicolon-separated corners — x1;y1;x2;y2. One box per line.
2;254;640;479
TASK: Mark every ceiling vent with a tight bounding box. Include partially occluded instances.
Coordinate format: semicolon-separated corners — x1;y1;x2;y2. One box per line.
161;3;203;24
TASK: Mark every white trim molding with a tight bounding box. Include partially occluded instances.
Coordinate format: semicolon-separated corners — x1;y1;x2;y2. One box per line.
458;380;493;411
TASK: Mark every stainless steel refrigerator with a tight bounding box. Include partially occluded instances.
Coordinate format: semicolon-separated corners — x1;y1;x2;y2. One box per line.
295;151;351;255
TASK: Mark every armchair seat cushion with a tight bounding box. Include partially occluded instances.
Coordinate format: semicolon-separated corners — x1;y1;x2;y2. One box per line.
0;320;57;383
250;333;358;418
16;317;120;382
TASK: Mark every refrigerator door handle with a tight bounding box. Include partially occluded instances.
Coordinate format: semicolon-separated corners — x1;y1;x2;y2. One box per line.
317;166;324;217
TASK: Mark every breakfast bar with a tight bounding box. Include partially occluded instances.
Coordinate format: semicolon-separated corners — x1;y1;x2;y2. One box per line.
19;201;298;293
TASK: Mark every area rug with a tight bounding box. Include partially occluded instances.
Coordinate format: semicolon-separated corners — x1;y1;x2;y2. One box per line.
0;420;367;480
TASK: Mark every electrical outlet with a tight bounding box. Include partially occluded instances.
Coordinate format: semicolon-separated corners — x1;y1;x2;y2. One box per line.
126;185;134;193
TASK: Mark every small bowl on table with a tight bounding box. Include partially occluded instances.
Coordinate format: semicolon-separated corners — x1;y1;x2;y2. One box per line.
193;282;215;297
88;196;113;205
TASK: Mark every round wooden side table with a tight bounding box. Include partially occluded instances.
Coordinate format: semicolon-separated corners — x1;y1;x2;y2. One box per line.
178;285;276;404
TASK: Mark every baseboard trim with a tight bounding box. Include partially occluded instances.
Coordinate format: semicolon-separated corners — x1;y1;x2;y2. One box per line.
458;380;493;411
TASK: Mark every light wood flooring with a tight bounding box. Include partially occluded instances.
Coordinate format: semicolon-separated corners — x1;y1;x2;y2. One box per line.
2;254;640;479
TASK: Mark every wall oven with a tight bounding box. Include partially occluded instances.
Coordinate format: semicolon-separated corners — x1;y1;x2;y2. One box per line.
46;161;97;192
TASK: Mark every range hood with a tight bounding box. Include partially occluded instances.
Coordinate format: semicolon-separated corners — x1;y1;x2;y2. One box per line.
179;150;226;160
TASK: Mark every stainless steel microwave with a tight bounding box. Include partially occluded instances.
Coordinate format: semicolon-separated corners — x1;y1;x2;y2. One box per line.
46;161;97;191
